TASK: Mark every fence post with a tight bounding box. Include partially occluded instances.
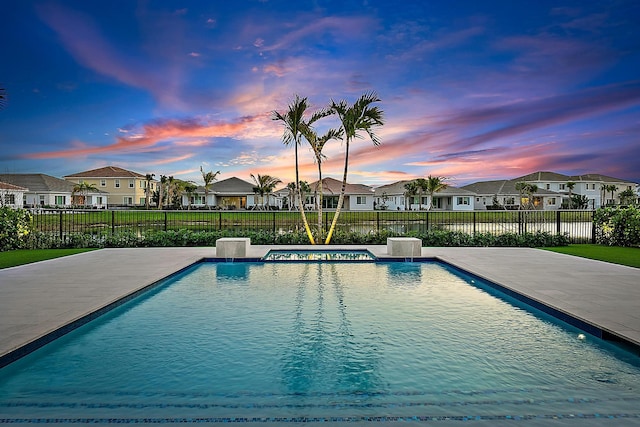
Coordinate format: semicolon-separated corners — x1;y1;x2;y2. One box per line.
164;211;168;231
426;211;429;231
518;210;522;235
591;210;596;244
473;211;477;235
273;211;276;234
556;210;561;234
219;211;222;231
111;210;115;235
376;211;380;232
59;211;63;240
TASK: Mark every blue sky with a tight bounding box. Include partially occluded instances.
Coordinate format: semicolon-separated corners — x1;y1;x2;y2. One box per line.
1;0;639;186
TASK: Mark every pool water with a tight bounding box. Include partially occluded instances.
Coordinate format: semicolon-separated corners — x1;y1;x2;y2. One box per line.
1;262;639;423
262;249;376;261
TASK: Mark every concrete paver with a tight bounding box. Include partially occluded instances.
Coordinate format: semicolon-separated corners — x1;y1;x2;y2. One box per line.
1;245;639;367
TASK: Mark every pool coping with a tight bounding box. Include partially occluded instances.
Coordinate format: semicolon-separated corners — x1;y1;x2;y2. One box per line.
1;245;639;369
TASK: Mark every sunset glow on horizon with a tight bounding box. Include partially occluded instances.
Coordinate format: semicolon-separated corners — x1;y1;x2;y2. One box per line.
1;1;639;187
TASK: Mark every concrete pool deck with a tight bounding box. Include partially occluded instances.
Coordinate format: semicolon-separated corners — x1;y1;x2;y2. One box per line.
1;246;639;367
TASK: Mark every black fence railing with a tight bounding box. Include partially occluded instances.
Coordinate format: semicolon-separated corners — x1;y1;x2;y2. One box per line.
28;209;596;245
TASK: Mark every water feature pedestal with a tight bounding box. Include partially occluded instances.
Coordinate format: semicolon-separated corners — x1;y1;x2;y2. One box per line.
386;237;422;257
216;238;251;258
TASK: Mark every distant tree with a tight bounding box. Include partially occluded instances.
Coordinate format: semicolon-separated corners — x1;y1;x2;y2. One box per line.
183;182;198;210
403;181;419;210
0;87;6;110
157;175;167;210
566;181;576;209
250;173;282;210
71;182;97;206
285;182;296;211
571;194;590;209
619;188;636;206
607;184;618;206
200;167;220;209
145;173;155;209
424;175;448;210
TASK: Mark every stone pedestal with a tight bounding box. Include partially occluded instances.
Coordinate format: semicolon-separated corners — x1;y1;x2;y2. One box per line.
216;238;251;258
387;237;422;257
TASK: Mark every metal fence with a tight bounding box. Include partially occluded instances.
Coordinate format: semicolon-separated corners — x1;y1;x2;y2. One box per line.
28;209;596;244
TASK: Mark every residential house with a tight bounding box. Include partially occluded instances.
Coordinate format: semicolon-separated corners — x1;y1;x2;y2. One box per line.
64;166;157;207
462;179;564;210
312;177;375;211
374;180;476;211
0;181;27;208
182;177;256;209
0;174;86;208
513;171;638;208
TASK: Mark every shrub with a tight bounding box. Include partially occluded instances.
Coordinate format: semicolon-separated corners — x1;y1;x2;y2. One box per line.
594;206;640;247
0;207;32;251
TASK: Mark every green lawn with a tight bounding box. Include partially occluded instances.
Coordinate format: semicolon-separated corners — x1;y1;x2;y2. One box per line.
541;244;640;268
0;249;98;269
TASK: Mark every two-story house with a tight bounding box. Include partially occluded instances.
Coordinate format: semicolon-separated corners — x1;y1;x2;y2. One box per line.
65;166;157;207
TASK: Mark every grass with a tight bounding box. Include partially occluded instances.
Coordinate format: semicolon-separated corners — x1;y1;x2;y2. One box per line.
542;244;640;268
0;248;98;269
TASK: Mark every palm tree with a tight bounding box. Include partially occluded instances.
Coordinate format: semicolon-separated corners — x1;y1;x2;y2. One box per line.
415;178;428;210
250;173;282;210
272;95;317;244
299;180;311;208
200;166;220;209
144;173;155;209
285;182;296;211
424;175;448;210
566;181;576;209
607;184;618;206
158;175;167;210
619;188;636;206
301;124;343;240
0;87;6;110
403;181;419;210
324;91;384;244
183;182;198;210
71;182;98;206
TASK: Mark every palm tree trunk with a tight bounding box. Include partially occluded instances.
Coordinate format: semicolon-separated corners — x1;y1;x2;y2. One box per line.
325;140;350;244
295;140;316;244
317;164;324;243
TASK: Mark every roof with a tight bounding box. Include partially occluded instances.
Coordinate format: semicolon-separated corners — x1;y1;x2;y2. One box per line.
513;171;637;184
64;166;147;179
310;177;374;195
461;179;560;196
0;174;75;193
0;181;28;191
209;177;255;194
374;180;474;196
571;173;636;183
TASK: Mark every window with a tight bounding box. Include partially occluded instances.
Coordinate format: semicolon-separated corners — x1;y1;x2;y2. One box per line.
592;184;596;190
548;197;556;205
55;196;66;205
546;184;550;190
97;196;103;204
124;197;133;205
559;184;565;190
115;179;120;188
100;179;106;187
505;197;515;205
39;195;45;206
457;197;470;205
356;196;366;205
4;194;15;204
140;181;145;188
129;179;135;188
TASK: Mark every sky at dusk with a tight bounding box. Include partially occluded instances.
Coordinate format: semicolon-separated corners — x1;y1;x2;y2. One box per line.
1;0;639;187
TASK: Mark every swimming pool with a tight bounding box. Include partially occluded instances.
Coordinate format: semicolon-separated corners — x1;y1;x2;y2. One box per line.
1;261;639;423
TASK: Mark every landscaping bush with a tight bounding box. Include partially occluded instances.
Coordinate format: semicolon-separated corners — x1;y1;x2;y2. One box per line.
0;207;32;251
594;206;640;247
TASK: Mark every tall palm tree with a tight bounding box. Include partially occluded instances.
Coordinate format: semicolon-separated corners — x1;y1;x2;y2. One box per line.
607;184;618;206
324;91;384;244
424;175;448;210
183;182;198;210
285;182;296;211
403;181;419;210
144;173;155;209
250;173;282;210
566;181;576;209
415;178;429;210
200;166;220;209
301;125;343;240
272;95;317;244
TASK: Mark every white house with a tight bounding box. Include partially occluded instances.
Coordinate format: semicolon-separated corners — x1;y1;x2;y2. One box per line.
374;180;475;211
461;179;563;211
0;181;27;208
0;174;85;208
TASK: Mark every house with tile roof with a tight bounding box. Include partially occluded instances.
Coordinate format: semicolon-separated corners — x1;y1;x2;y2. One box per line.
373;180;476;211
181;177;256;209
0;174;93;208
64;166;158;207
273;177;375;211
0;181;28;208
461;179;565;210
